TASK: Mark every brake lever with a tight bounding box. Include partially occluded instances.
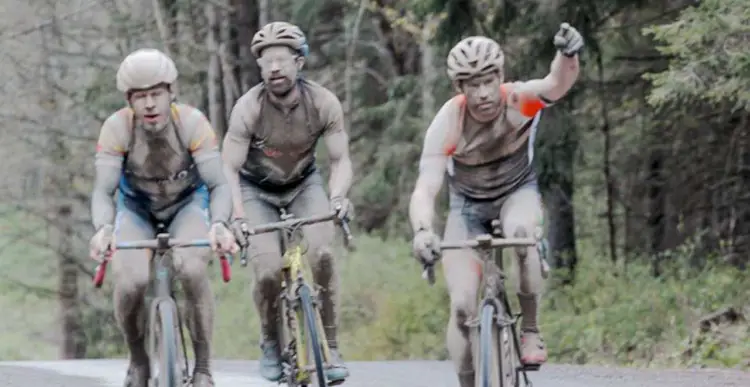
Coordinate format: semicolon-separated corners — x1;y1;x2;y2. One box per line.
240;245;249;267
337;214;356;252
238;222;251;267
422;264;436;286
420;250;441;286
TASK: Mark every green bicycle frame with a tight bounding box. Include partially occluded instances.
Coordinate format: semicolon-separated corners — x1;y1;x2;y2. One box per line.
238;210;354;386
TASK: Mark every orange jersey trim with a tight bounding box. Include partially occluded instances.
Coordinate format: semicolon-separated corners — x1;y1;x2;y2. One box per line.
442;83;548;156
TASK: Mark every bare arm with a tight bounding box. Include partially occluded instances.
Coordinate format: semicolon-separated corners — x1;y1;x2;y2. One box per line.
90;116;126;230
324;131;352;199
188;111;233;224
197;156;232;224
408;100;455;234
516;51;580;103
91;164;121;230
321;93;353;199
221;100;253;219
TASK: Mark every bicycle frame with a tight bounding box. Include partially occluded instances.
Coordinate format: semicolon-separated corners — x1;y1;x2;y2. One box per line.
92;231;233;386
423;225;540;387
238;210;353;386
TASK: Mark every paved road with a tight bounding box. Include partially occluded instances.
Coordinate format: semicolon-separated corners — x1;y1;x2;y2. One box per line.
1;359;749;387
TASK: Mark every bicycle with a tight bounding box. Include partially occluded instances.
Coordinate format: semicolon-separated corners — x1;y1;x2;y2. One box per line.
237;209;354;387
91;223;234;387
422;219;545;387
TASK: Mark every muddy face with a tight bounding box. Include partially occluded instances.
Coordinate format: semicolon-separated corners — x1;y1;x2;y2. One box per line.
129;84;172;132
257;46;305;96
461;71;504;122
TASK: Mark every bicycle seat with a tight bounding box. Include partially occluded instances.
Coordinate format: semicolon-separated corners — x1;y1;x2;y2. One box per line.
279;208;295;221
156;223;167;233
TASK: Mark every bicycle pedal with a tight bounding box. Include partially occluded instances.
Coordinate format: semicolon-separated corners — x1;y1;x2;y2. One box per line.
520;363;541;372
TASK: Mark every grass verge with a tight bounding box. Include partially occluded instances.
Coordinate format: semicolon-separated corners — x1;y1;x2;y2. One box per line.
0;211;748;370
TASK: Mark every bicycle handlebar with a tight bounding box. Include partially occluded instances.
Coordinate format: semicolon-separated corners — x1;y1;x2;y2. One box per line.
422;235;537;286
115;238;212;250
92;237;233;289
238;211;355;266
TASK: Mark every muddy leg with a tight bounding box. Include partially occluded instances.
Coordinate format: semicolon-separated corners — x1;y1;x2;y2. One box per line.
500;185;547;365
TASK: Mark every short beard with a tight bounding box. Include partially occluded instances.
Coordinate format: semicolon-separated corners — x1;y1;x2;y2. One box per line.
271;85;294;98
269;80;296;98
139;120;170;134
468;101;504;123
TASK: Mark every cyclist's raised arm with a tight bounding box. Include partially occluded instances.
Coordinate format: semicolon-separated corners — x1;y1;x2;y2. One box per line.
221;94;256;219
408;99;457;234
510;50;580;109
184;107;232;225
91;112;128;230
319;89;352;200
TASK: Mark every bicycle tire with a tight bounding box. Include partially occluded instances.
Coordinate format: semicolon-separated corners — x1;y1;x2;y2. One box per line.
496;301;520;387
174;303;190;385
153;300;180;387
299;283;328;387
477;303;501;387
277;287;293;386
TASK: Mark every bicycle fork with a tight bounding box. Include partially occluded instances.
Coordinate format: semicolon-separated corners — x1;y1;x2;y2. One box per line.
280;272;335;385
301;273;335;374
280;269;307;384
478;264;536;387
148;261;190;386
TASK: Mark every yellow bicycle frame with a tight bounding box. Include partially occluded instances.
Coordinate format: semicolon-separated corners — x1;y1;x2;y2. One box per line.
282;243;333;383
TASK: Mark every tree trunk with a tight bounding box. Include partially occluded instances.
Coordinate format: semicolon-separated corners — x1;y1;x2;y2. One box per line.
420;15;438;120
206;2;227;142
258;0;268;27
56;204;85;358
648;147;665;277
536;106;578;283
232;0;261;93
40;0;86;358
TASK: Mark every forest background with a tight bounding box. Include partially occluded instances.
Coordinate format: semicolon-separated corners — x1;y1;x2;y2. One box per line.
0;0;748;371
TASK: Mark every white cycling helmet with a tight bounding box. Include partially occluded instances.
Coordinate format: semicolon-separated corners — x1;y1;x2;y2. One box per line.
446;36;505;82
251;21;308;58
116;48;178;93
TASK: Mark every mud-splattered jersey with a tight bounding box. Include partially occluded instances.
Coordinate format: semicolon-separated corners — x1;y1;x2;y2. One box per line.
430;82;548;201
94;103;219;214
227;79;345;190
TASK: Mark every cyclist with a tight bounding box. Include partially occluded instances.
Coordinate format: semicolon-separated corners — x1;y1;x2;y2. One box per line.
408;23;584;387
88;48;237;387
221;22;354;384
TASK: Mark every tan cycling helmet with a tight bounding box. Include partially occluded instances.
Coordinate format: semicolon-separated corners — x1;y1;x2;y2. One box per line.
446;36;505;82
116;48;178;93
251;21;309;58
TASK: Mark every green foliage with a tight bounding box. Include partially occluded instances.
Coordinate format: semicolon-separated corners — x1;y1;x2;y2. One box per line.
643;0;750;109
211;233;450;360
543;239;750;367
77;69;127;124
1;209;749;370
7;0;750;375
0;210;59;360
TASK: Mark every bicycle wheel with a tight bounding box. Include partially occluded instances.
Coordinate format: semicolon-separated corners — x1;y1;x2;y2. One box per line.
299;283;328;387
277;287;294;386
496;301;520;387
152;299;180;387
174;299;190;385
477;303;501;387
